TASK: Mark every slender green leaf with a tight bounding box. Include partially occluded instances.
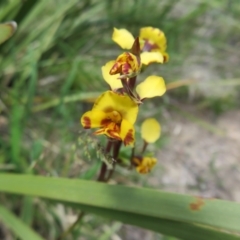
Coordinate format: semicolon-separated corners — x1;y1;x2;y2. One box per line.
0;204;44;240
20;196;34;225
32;92;101;112
66;203;240;240
0;173;240;239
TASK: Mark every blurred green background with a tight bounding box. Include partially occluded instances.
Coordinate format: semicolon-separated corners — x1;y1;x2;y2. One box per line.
0;0;240;239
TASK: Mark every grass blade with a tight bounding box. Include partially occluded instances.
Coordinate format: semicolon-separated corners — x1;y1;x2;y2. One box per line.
0;173;240;236
68;203;240;240
0;204;44;240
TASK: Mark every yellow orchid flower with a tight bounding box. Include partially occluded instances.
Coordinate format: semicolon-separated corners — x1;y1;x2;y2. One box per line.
81;91;138;146
112;27;169;64
133;156;157;174
141;118;161;143
109;52;141;79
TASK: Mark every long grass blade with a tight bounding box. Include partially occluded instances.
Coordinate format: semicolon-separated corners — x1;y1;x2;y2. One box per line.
0;204;44;240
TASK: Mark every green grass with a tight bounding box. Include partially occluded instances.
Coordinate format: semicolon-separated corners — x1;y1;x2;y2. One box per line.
0;0;240;239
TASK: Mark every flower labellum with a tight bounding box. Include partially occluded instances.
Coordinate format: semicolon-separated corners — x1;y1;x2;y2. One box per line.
109;52;141;79
81;91;138;146
133;156;157;174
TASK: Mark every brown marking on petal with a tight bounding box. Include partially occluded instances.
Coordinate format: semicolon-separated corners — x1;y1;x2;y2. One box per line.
163;55;168;63
82;116;91;129
123;129;134;146
127;52;133;61
110;62;121;75
122;63;131;75
190;197;205;211
142;40;159;51
101;118;111;126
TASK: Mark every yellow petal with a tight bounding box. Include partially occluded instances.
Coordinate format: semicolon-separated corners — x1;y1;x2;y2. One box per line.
136;157;157;174
141;118;161;143
120;119;135;146
136;76;166;100
112;28;135;49
139;27;167;50
101;61;123;90
140;52;163;65
81;110;109;129
93;91;138;125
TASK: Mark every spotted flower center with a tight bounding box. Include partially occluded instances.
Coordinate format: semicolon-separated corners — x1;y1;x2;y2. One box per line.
93;110;123;140
110;52;141;79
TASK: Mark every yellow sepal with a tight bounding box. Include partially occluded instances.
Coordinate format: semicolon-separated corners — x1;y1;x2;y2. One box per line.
101;61;123;90
81;110;108;129
140;27;167;50
112;28;135;49
141;118;161;143
136;76;166;100
140;52;163;65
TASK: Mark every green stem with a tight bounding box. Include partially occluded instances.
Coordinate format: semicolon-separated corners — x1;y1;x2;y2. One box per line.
57;211;85;240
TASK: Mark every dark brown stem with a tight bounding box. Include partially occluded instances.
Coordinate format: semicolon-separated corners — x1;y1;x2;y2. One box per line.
128;76;136;91
121;78;141;104
105;140;122;181
121;78;130;94
97;140;112;181
97;162;107;182
141;140;148;154
113;140;122;159
105;164;115;182
130;144;135;169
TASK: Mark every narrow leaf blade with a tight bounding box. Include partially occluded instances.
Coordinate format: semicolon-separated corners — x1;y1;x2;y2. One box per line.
0;174;240;235
0;204;44;240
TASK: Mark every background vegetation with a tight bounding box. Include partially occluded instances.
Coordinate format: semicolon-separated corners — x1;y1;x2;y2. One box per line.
0;0;240;239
